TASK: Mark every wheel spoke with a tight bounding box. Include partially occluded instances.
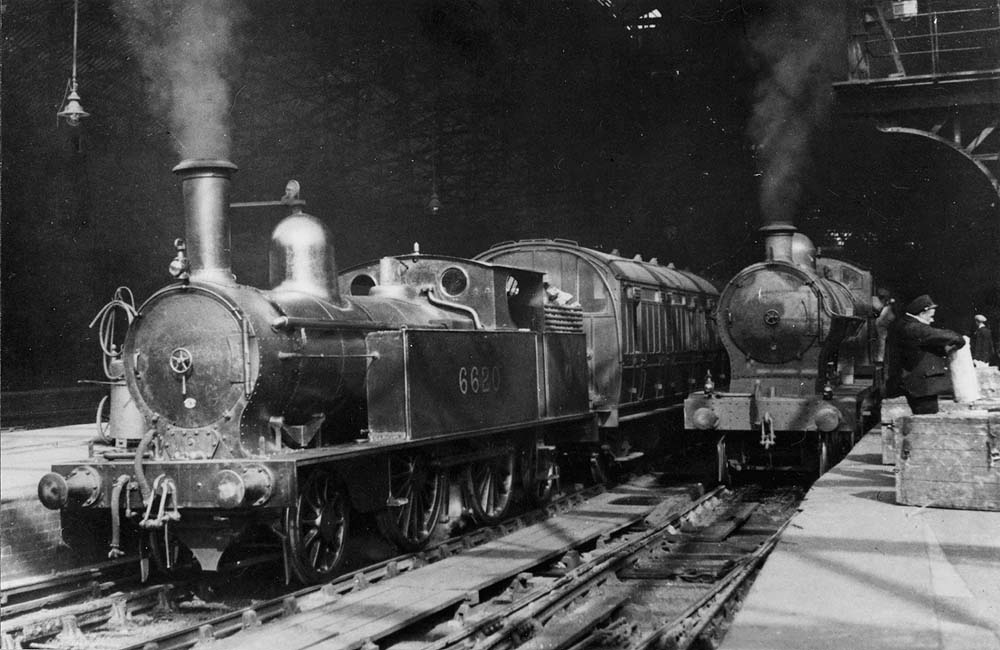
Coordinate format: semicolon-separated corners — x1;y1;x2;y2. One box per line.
318;545;335;571
477;466;492;506
486;468;498;514
308;538;322;567
410;490;424;532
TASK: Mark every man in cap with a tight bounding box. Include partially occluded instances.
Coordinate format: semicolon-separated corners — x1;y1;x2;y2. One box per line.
971;314;995;366
884;295;965;414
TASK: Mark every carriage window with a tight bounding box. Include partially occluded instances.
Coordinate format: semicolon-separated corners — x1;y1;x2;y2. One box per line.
644;301;664;353
578;264;609;313
675;305;688;349
666;302;676;351
350;274;376;296
627;299;638;353
634;300;645;354
440;267;469;297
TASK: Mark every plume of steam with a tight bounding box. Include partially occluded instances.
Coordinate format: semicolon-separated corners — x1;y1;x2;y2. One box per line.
113;0;245;160
747;0;845;227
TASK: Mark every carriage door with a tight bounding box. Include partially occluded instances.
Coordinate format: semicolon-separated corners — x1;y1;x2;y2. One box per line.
575;261;614;410
620;284;642;406
544;253;615;411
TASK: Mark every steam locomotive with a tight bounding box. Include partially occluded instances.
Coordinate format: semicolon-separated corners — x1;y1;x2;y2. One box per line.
38;159;725;583
684;221;878;482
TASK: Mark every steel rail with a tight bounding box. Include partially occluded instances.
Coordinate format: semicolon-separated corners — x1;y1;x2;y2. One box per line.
417;487;727;650
0;556;140;618
639;517;792;650
480;493;789;650
112;486;602;650
1;583;175;645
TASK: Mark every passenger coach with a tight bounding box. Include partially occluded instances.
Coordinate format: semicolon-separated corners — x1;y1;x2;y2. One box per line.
476;239;727;466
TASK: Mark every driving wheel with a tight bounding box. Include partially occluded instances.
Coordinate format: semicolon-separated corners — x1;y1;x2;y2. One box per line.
462;448;515;524
376;453;445;551
285;469;350;584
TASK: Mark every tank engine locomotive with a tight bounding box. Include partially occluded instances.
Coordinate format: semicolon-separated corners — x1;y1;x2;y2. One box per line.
38;159;724;583
684;222;877;482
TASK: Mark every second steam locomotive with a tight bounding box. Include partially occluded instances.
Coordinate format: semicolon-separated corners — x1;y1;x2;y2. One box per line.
684;221;878;482
38;159;724;583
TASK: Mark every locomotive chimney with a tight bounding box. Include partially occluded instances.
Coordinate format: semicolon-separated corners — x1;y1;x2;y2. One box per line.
172;159;238;285
761;219;797;263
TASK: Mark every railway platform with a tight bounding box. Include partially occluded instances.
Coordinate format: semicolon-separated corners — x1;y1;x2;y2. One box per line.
720;428;1000;650
1;423;101;587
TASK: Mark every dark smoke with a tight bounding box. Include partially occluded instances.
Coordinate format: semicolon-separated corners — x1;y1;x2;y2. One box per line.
113;0;246;159
746;0;845;227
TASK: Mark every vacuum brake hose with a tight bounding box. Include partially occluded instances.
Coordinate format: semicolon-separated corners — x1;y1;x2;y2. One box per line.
134;427;156;503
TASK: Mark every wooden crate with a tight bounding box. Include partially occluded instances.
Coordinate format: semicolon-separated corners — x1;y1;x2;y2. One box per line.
883;399;1000;466
941;397;1000;412
880;428;896;464
880;397;912;464
895;411;1000;511
977;367;1000;398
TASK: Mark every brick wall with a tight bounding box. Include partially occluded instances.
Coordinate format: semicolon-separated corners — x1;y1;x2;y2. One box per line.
0;496;106;586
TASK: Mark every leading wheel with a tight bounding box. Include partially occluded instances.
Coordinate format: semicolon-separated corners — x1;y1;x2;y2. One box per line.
376;453;445;551
285;469;350;584
716;435;731;486
462;448;515;524
817;433;830;478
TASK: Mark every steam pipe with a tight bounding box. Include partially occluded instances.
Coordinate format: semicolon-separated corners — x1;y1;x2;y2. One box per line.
108;474;131;558
172;159;238;284
425;287;483;329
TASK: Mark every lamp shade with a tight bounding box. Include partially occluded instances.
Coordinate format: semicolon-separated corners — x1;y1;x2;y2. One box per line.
57;88;90;126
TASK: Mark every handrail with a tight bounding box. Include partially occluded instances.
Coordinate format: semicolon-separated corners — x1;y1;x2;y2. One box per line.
846;2;999;81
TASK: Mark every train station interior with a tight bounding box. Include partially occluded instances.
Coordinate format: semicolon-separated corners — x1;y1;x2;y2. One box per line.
2;1;998;649
3;0;998;396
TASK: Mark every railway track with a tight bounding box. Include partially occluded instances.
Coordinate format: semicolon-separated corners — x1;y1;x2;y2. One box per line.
1;558;141;619
372;485;794;650
0;485;610;649
0;478;800;650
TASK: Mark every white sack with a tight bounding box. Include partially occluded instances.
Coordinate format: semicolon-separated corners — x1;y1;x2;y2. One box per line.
949;335;981;403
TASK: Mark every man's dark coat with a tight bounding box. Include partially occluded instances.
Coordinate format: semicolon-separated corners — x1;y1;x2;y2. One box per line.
971;326;995;364
885;315;965;399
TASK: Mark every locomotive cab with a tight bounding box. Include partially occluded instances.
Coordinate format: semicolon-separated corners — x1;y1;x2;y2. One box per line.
339;250;549;331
